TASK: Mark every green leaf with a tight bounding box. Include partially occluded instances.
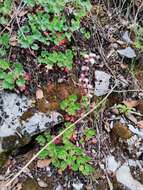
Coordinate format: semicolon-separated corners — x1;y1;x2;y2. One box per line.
36;135;46;146
0;48;7;57
60;161;68;170
52;159;60;168
67;108;76;115
82;164;94;175
65;32;72;41
77;155;91;166
63;128;74;141
66;156;76;165
85;128;96;139
0;70;6;79
0;33;10;47
2;80;14;90
16;76;26;87
72;163;79;171
60;99;68;110
0;59;10;70
74;147;83;155
38;149;49;159
31;44;39;50
1;0;12;15
14;63;24;74
57;148;67;160
23;0;36;7
69;95;78;102
5;73;14;84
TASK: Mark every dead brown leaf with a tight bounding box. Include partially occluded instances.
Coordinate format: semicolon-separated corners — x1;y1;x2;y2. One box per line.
37;159;51;168
36;88;44;99
123;100;139;108
137;121;143;129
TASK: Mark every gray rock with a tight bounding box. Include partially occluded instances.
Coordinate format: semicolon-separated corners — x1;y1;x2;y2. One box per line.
72;181;83;190
117;47;136;58
94;70;112;96
122;31;133;44
0;92;63;154
116;164;143;190
106;155;143;190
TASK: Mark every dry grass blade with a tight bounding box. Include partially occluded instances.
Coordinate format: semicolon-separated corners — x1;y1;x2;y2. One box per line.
4;84;117;187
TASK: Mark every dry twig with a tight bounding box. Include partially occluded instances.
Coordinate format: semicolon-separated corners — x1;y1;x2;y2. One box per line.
4;84;117;187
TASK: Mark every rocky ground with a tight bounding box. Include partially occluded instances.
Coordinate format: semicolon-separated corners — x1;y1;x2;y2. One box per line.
0;0;143;190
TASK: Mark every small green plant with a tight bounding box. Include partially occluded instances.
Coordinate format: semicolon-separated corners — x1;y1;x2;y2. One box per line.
36;123;94;175
19;0;91;49
116;104;133;115
0;59;25;90
38;49;73;69
132;24;143;51
81;95;90;111
80;28;91;40
0;32;10;57
0;0;12;25
60;94;81;115
85;128;96;140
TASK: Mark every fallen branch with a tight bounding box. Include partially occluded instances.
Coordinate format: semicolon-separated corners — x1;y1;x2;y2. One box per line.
5;84;116;187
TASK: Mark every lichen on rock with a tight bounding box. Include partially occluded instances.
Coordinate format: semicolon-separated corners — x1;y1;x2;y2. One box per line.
0;92;63;156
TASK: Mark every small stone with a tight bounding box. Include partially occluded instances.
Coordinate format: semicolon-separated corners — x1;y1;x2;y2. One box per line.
0;92;63;154
94;70;111;96
111;43;118;49
122;31;133;44
116;164;143;190
56;183;63;190
128;124;143;138
72;181;83;190
117;47;136;58
106;155;120;173
38;180;48;188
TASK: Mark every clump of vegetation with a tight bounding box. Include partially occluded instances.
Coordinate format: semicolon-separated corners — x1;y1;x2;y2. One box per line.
36;123;94;175
0;32;26;90
0;0;91;89
0;59;25;90
38;49;73;69
0;0;92;89
0;32;10;57
0;0;12;25
116;104;133;115
132;24;143;51
18;0;92;68
36;93;96;175
60;94;81;115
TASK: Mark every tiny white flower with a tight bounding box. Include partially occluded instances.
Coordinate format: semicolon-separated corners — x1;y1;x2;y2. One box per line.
89;58;95;64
